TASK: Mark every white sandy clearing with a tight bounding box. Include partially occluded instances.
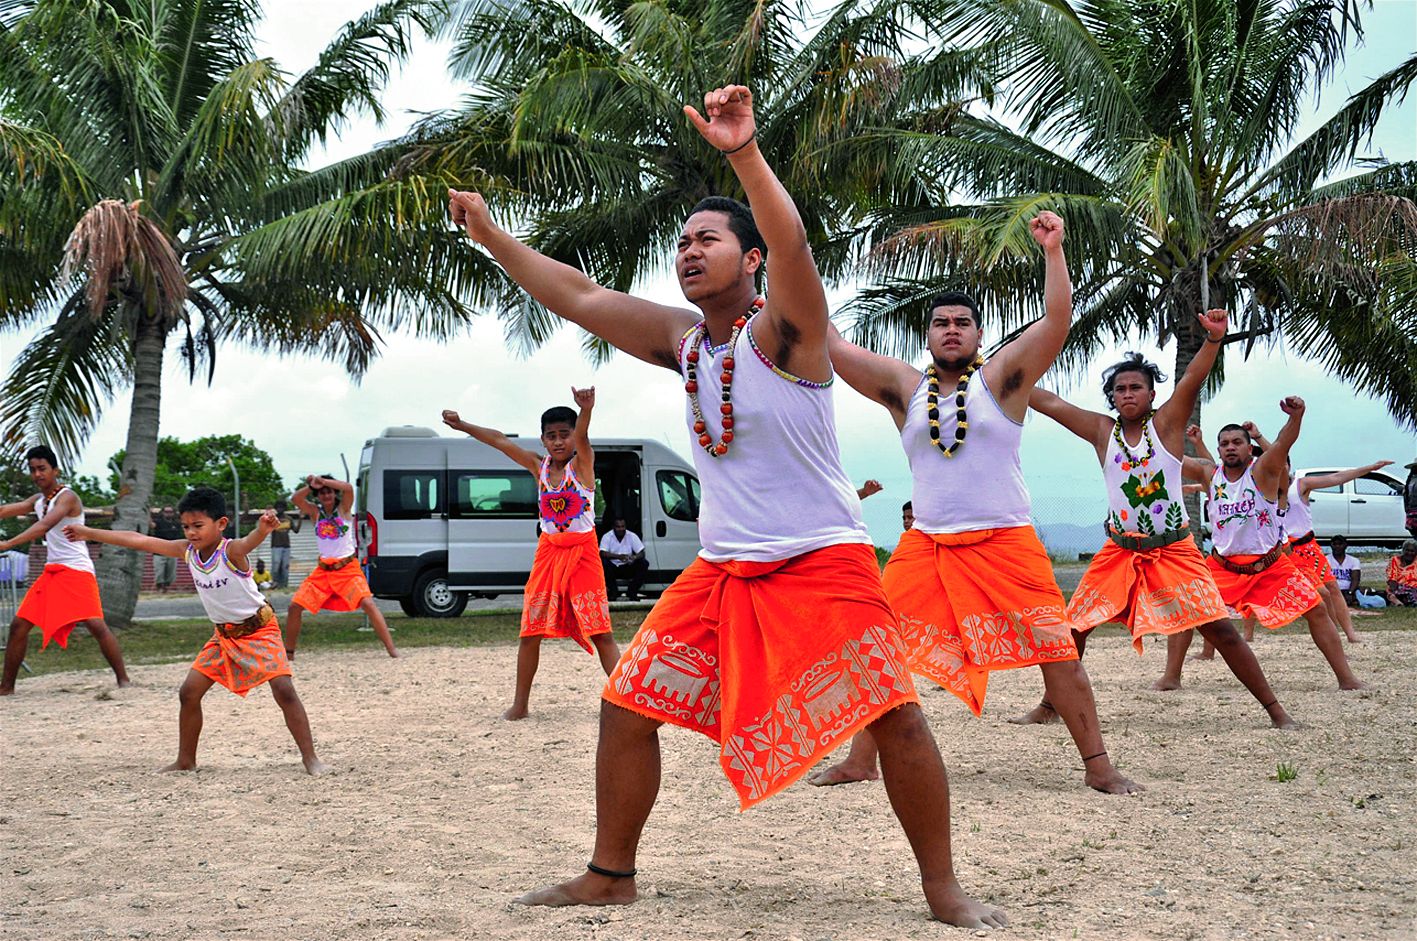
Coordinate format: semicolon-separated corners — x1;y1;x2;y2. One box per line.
2;626;1413;941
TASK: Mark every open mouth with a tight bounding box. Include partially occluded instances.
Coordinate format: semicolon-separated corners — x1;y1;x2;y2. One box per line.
682;265;704;281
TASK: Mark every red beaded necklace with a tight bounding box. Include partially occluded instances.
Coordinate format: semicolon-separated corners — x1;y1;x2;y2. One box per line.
685;296;764;457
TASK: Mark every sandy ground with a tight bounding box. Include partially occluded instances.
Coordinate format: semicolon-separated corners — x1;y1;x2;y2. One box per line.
3;625;1413;941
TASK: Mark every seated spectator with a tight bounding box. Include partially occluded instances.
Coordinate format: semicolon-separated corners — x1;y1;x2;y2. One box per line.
1324;535;1362;606
253;558;273;589
1386;539;1417;606
901;500;914;532
599;518;648;602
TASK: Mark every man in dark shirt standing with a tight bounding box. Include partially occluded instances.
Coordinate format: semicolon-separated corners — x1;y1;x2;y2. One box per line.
150;505;183;592
269;499;301;590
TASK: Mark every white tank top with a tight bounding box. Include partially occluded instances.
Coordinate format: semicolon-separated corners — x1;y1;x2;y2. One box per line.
903;371;1031;534
538;456;596;534
1209;463;1284;556
37;486;94;574
314;511;357;560
1281;477;1313;539
186;539;268;624
678;318;870;562
1101;419;1188;535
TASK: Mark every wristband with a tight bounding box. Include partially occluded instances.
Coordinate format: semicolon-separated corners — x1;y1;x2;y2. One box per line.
1204;334;1223;344
720;132;756;156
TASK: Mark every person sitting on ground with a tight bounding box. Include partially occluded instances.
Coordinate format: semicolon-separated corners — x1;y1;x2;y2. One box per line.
599;518;649;602
253;558;273;589
901;500;914;531
1324;535;1362;607
1386;539;1417;606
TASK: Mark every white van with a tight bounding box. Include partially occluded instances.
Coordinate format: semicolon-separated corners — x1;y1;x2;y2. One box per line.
355;427;703;616
1297;466;1408;546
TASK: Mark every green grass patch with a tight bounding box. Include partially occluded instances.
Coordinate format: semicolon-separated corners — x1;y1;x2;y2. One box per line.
7;608;654;681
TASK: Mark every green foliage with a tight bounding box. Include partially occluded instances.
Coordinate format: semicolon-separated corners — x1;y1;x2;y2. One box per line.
1273;761;1299;783
108;434;285;511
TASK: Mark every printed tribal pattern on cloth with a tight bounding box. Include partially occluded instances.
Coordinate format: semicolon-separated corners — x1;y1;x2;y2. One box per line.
609;622;913;806
522;589;612;643
1067;570;1225;646
539;489;589;532
191;623;291;696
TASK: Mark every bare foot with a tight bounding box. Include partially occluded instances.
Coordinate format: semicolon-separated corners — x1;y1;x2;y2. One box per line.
1187;652;1214;661
515;871;637;907
806;760;880;786
1085;767;1144;795
387;650;400;658
303;757;331;776
1007;703;1058;725
0;687;14;697
160;760;196;773
1150;676;1182;691
1344;632;1362;644
923;877;1008;929
503;705;529;721
116;678;133;688
1339;678;1366;691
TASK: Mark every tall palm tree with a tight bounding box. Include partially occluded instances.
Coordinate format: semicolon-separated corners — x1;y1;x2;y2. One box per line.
0;0;500;624
840;0;1417;430
414;0;990;356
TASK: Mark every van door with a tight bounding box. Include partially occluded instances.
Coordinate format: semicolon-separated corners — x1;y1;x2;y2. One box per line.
447;467;539;590
646;466;702;580
1301;472;1347;539
1349;473;1404;539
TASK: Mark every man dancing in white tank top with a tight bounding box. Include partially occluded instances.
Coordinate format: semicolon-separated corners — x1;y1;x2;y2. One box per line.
815;213;1140;796
1161;404;1363;690
448;85;1006;929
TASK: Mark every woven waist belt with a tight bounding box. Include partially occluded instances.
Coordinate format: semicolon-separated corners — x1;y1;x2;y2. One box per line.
214;603;276;640
1106;523;1192;551
1290;531;1316;547
1211;543;1285;575
318;555;357;572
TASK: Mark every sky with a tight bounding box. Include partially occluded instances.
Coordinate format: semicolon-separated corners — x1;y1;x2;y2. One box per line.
4;0;1415;547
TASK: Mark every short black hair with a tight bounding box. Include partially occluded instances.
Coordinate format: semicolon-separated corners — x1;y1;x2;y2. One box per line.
541;406;577;431
1331;534;1348;544
927;292;980;328
24;445;58;469
688;197;768;262
1217;423;1250;443
1101;353;1167;410
902;500;913;511
178;486;228;520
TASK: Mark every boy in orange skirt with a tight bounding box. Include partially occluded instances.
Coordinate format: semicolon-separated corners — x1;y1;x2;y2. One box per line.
0;445;129;695
1016;316;1295;729
66;487;327;774
286;474;398;659
815;213;1142;796
443;386;619;720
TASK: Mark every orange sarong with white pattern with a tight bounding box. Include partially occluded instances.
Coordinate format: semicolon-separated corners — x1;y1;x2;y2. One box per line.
1288;538;1335;590
521;529;612;653
191;618;292;696
604;542;918;809
883;526;1078;716
1066;536;1229;651
1206;553;1322;628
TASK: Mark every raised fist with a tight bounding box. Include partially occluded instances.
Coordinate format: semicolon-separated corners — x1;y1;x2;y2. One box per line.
1198;308;1228;341
1279;396;1305;416
441;409;462;429
684;85;756;153
447;190;496;243
1028;211;1065;251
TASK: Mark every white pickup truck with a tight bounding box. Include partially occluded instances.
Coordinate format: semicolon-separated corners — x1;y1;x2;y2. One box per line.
1296;466;1409;547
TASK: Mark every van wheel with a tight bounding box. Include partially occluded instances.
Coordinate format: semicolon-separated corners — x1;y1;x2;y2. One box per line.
398;597;419;618
411;569;468;618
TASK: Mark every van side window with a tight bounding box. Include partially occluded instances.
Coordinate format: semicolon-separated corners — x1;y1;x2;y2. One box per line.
1354;475;1401;496
657;470;701;522
384;470;445;520
1302;473;1342;495
451;471;538;518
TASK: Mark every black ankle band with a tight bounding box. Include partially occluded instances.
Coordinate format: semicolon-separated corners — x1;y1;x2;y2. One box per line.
1081;751;1107;763
587;862;637;879
1260;700;1279;711
1040;700;1054;711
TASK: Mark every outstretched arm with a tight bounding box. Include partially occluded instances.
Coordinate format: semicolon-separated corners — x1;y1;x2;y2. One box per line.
1299;460;1395;498
225;510;280;569
984;211;1072;420
63;523;187;558
570;386;596;484
684;85;829;378
0;495;39;521
1155;310;1227;441
0;491;80;553
448;192;695;371
1028;387;1111;454
440;410;543;475
1252;397;1304;494
827;326;920;429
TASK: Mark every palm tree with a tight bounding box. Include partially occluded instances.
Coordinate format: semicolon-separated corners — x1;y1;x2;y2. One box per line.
0;0;499;625
839;0;1417;431
414;0;990;356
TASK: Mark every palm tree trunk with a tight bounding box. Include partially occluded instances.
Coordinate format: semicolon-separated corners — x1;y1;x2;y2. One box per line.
95;312;166;627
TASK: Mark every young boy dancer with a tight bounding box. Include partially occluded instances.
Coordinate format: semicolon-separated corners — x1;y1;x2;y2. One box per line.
0;445;129;694
448;84;1005;928
286;475;398;659
66;487;327;774
1014;323;1296;729
441;387;620;720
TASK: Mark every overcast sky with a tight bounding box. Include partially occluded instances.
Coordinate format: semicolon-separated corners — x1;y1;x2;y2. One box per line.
5;0;1415;545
